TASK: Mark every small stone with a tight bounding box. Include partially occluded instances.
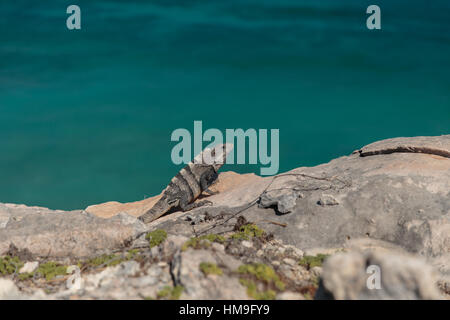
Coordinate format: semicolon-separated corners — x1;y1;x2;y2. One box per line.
284;245;304;259
272;261;280;267
283;258;296;266
0;214;9;229
150;246;159;257
256;250;263;257
66;265;83;291
0;279;22;299
259;189;303;214
212;242;225;252
310;266;323;277
277;291;305;300
66;265;79;274
318;194;339;206
318;250;443;300
241;240;253;248
19;261;39;274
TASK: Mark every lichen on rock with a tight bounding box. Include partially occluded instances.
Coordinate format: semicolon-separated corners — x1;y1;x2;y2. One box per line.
146;229;167;248
199;262;223;276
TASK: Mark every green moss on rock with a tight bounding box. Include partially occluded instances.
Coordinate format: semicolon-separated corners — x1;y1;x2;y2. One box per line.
238;263;285;291
17;272;34;281
146;229;168;248
298;254;329;269
157;285;184;300
237;263;285;300
0;256;24;275
126;249;140;260
182;234;225;251
303;292;312;300
86;254;124;268
199;262;223;276
231;224;265;240
239;278;276;300
36;262;67;281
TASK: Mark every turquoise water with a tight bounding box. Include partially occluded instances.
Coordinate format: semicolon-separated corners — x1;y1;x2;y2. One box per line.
1;0;449;210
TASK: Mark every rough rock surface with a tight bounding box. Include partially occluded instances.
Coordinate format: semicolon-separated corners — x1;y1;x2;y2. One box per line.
130;135;450;263
317;250;443;300
355;135;450;158
0;203;146;258
3;232;319;300
0;135;449;299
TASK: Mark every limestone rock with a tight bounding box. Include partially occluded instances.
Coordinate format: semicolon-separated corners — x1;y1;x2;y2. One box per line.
19;261;39;274
277;291;305;300
317;250;443;300
259;189;303;214
0;279;22;299
0;204;147;258
354;135;450;158
317;194;339;206
173;249;248;300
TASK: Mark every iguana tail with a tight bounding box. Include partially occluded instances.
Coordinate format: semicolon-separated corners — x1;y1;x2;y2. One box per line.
138;197;172;223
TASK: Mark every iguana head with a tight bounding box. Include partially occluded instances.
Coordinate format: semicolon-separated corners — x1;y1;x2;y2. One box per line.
194;143;234;171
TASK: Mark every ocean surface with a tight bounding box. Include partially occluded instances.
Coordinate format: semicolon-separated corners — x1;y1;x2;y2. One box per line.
1;0;449;210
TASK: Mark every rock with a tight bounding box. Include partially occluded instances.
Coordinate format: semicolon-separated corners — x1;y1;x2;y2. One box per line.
211;242;225;252
173;249;248;300
317;250;443;300
310;266;323;278
85;196;162;219
317;194;339;206
19;261;39;274
0;279;22;299
77;261;174;300
259;189;303;214
184;135;449;262
277;291;305;300
399;216;450;257
354;135;450;158
241;240;253;248
282;258;297;266
0;212;9;229
0;279;49;300
0;204;147;258
160;235;190;258
284;245;304;259
66;265;83;291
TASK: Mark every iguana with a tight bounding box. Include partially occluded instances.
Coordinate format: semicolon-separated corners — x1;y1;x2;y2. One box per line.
138;143;233;224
